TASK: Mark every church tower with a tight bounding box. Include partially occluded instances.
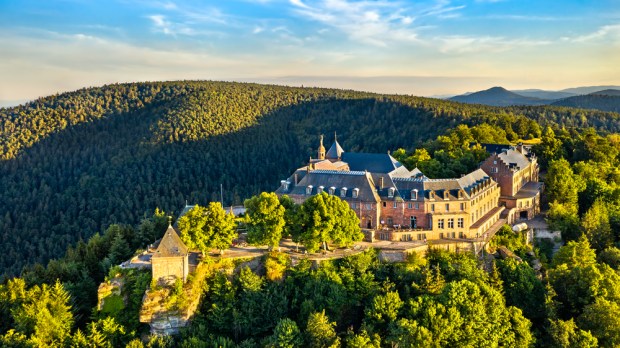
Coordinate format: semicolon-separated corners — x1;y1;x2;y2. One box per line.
318;135;326;160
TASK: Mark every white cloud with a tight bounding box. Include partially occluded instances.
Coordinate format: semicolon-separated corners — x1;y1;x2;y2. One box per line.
573;23;620;43
437;35;551;54
289;0;421;46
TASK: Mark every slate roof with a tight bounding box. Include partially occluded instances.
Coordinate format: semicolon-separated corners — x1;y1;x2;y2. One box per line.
496;149;531;170
286;170;380;202
391;168;493;200
326;140;345;159
341;152;403;173
153;225;189;258
478;143;512;154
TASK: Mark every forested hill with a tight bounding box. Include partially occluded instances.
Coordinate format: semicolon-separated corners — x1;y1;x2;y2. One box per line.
1;81;619;277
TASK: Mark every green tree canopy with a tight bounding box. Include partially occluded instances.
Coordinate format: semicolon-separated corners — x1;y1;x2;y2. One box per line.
296;192;362;252
177;202;237;254
244;192;286;250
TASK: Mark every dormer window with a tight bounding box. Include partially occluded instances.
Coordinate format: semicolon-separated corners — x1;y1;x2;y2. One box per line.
388;187;395;198
443;191;449;200
306;185;313;195
429;191;435;200
318;186;324;193
411;189;418;200
329;186;335;195
281;180;289;190
458;190;464;199
353;188;359;198
341;187;347;197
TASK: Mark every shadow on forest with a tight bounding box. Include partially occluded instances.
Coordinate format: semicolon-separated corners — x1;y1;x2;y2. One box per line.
0;96;465;276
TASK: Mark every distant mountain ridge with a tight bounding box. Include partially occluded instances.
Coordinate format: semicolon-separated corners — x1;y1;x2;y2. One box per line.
449;85;620;112
449;87;550;106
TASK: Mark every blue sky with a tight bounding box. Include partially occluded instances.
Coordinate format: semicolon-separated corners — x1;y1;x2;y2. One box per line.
1;0;619;105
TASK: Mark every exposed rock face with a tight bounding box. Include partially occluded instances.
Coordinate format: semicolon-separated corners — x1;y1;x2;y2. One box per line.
139;288;201;335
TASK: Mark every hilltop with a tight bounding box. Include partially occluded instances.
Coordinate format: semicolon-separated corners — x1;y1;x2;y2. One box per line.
449;87;550;106
0;81;619;276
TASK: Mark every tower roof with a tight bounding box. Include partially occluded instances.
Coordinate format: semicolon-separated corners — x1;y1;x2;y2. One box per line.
326;140;345;159
153;224;189;258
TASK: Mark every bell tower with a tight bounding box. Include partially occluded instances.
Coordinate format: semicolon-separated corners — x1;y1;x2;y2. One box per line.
318;135;326;160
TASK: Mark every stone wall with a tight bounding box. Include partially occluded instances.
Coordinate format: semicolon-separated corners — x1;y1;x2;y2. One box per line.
152;255;188;284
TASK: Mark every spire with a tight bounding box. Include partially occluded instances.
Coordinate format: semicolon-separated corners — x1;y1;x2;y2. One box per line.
167;215;173;227
325;133;345;160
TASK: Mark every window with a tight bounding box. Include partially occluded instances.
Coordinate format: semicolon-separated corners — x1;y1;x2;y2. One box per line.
408;202;412;209
341;187;347;197
382;202;387;207
411;189;418;200
318;186;324;193
448;218;454;229
281;180;289;190
410;216;417;228
365;203;371;210
459;232;464;238
458;218;464;228
387;217;393;226
444;191;449;200
438;219;444;229
431;204;435;212
429;191;435;199
445;203;450;211
388;187;395;198
306;185;313;195
491;167;498;173
353;188;359;198
460;203;464;211
439;233;444;239
329;186;335;195
493;160;497;164
393;202;397;208
415;203;419;210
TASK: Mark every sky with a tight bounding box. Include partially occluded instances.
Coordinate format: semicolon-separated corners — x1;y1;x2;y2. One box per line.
1;0;619;106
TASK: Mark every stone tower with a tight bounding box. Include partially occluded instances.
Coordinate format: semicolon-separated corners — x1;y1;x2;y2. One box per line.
318;135;326;160
151;223;189;285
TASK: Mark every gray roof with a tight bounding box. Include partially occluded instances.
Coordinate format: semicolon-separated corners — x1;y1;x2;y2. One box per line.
391;168;493;200
326;140;345;159
153;225;189;258
497;149;530;170
341;152;403;173
285;170;380;202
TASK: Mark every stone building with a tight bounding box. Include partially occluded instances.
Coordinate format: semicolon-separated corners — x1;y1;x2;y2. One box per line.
276;136;538;243
151;224;189;284
479;143;542;224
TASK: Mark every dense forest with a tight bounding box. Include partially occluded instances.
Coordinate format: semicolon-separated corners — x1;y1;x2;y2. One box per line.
1;81;619;277
0;92;619;346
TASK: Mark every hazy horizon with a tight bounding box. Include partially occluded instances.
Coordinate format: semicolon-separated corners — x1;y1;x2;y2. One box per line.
1;0;619;106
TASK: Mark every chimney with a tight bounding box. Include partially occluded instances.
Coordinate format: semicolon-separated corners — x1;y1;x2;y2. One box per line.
379;177;384;189
294;173;298;185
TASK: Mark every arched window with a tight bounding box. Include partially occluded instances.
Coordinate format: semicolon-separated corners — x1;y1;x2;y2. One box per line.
341;187;347;197
306;185;313;195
